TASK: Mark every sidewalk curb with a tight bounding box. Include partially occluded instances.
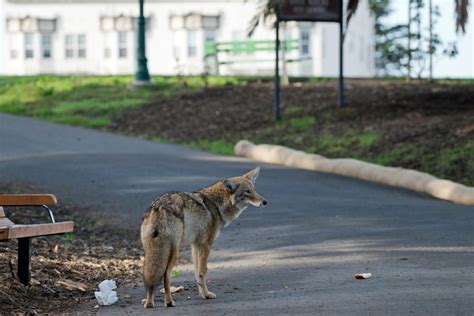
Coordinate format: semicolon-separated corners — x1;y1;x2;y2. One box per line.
234;140;474;206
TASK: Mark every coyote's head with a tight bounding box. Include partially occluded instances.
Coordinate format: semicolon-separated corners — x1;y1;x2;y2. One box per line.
223;167;267;208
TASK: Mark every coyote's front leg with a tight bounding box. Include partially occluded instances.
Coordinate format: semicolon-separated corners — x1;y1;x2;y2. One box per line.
192;243;216;299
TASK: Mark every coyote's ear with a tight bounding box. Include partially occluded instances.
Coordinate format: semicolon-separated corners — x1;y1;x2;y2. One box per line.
243;166;260;183
224;179;237;193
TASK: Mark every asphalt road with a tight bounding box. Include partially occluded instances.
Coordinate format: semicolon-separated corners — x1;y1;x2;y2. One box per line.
1;113;473;315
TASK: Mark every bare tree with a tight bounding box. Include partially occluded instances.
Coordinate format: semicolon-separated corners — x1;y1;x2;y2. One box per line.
407;0;412;81
429;0;433;80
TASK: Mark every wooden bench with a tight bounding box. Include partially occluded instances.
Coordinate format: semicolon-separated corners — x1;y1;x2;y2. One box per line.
0;194;74;285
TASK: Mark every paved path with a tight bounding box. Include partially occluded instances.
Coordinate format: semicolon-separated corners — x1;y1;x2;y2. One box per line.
1;113;473;315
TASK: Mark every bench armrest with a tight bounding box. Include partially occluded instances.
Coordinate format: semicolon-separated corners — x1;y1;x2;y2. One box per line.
0;194;57;206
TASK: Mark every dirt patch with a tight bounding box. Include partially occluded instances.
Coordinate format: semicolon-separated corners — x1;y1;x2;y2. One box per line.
110;83;275;141
110;80;474;185
0;182;143;314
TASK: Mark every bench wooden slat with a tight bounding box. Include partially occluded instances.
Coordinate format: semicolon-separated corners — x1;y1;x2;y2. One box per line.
0;194;58;206
0;222;74;241
0;227;7;240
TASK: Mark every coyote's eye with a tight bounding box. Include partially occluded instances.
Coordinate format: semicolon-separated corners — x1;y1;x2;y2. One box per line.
245;189;251;194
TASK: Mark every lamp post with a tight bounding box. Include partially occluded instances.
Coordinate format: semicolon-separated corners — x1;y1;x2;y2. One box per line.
134;0;151;84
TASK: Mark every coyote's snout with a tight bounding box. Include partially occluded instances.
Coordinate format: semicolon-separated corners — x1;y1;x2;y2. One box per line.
140;167;266;308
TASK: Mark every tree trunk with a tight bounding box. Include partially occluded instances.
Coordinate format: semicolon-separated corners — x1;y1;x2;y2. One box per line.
406;0;412;82
429;0;433;81
416;0;423;79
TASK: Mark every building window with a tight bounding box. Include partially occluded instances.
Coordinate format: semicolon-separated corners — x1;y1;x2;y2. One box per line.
118;32;127;58
24;33;34;59
65;34;86;59
300;30;310;56
204;30;216;43
187;31;197;57
78;34;86;58
41;33;52;59
65;34;74;58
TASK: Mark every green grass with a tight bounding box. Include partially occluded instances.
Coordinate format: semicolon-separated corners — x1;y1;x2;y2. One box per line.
61;232;75;242
0;75;245;130
367;141;474;185
371;143;421;166
289;116;316;128
0;75;151;127
283;105;303;115
436;142;474;183
308;132;379;157
435;78;474;85
187;139;235;156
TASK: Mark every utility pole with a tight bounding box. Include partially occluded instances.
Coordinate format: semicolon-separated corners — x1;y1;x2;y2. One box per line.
274;15;281;121
134;0;151;85
338;0;344;107
280;22;289;86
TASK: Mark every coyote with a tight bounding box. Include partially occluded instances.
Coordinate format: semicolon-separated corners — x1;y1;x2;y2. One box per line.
141;167;267;308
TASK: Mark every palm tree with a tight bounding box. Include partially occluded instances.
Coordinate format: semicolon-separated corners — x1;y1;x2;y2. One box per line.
249;0;470;35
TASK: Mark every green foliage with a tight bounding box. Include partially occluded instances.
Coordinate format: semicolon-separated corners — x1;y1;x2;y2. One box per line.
369;0;410;76
369;0;459;77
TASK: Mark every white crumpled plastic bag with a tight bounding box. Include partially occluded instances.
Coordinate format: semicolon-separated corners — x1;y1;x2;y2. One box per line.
94;280;118;306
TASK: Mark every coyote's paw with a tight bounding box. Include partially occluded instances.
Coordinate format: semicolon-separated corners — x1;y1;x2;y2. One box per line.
142;298;154;308
165;299;176;307
200;291;217;299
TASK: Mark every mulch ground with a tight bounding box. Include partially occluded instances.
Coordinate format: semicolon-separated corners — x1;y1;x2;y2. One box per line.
110;80;474;143
0;183;143;314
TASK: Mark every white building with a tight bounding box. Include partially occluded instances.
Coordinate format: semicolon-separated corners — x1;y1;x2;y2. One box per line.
1;0;375;77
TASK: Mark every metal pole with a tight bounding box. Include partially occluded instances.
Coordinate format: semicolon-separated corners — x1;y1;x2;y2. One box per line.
135;0;150;83
338;1;344;107
274;15;281;121
18;238;31;285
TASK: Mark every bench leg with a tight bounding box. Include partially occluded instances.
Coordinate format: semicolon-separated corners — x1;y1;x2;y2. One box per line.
18;237;31;285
